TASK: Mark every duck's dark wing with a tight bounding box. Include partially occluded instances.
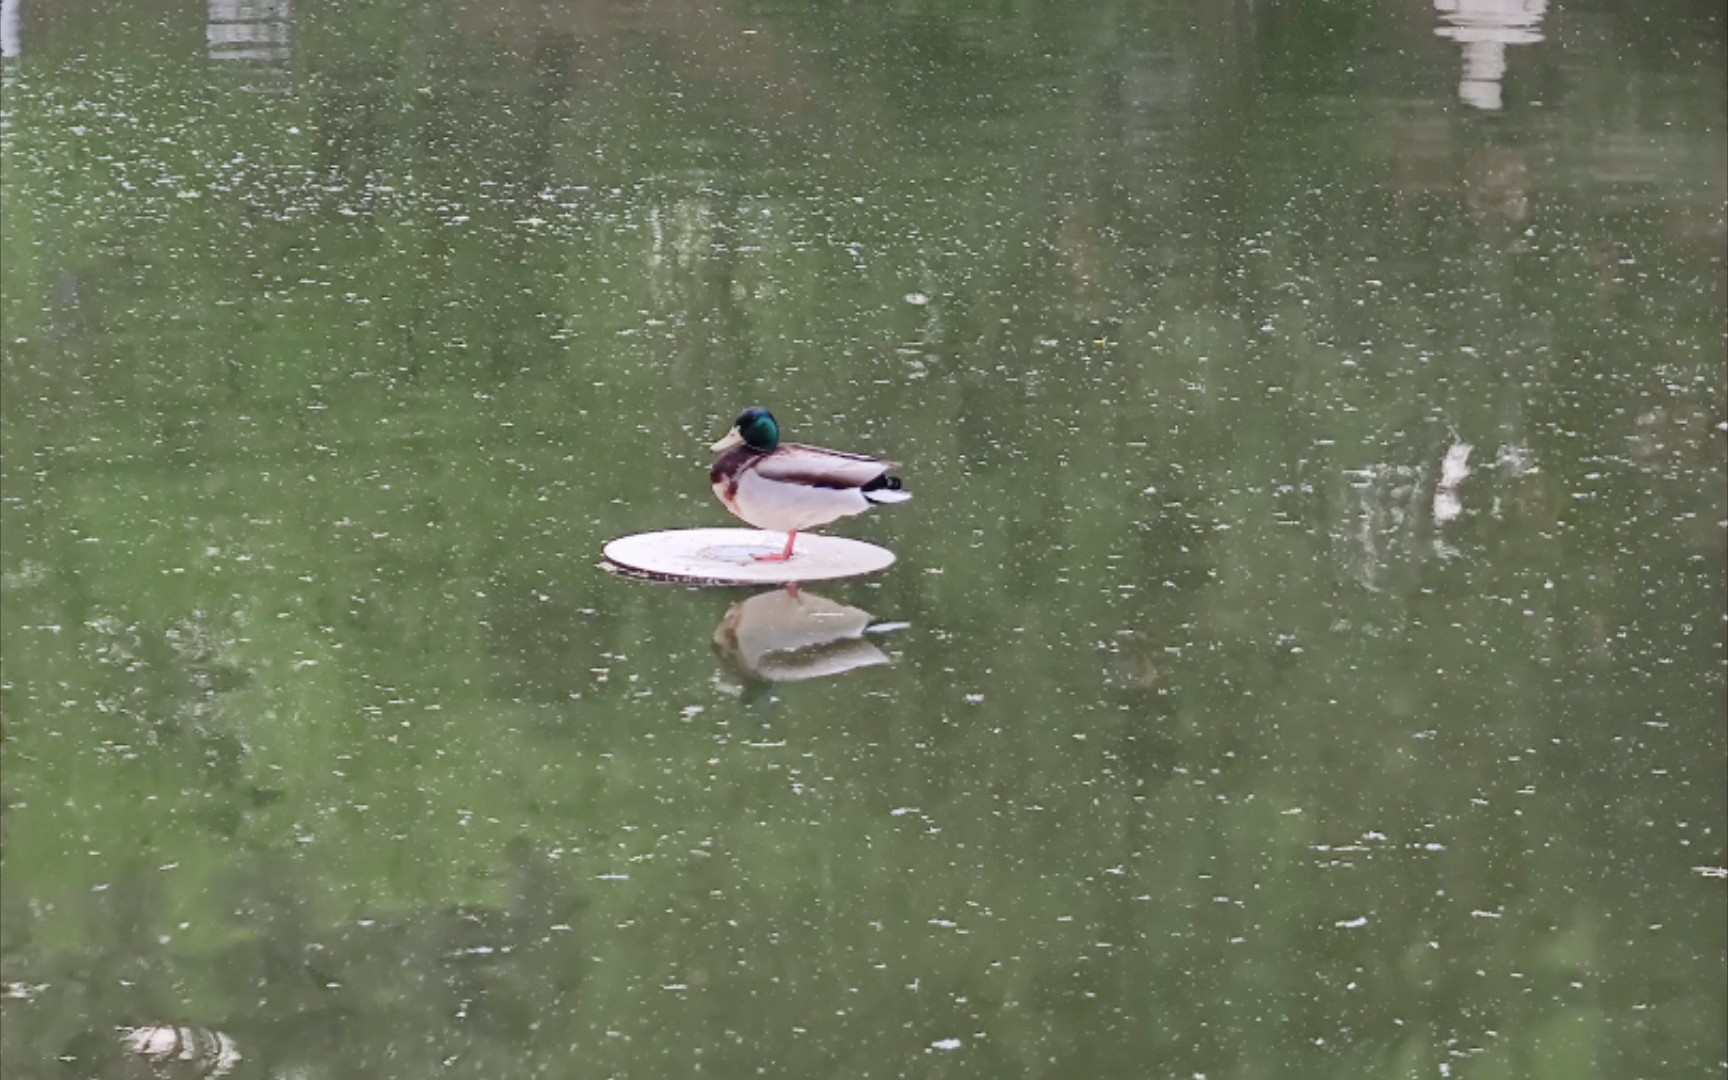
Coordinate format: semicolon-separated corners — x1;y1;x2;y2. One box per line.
754;443;899;489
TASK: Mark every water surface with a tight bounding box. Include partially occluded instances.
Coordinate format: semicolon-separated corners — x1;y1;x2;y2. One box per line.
2;1;1724;1076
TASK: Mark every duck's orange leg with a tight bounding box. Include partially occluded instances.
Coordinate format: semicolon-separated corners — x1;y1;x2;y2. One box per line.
753;531;797;562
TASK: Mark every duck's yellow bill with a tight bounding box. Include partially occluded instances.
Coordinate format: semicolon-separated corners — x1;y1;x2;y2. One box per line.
710;428;745;452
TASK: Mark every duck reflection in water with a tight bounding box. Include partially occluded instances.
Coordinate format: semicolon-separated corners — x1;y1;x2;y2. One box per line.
713;586;904;688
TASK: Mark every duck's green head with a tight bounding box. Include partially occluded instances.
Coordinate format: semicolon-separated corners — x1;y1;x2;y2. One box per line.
711;407;780;452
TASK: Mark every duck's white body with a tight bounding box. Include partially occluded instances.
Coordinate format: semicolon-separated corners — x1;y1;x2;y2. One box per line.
712;444;905;533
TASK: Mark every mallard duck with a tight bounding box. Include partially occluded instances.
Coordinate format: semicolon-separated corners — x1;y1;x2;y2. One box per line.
710;407;910;562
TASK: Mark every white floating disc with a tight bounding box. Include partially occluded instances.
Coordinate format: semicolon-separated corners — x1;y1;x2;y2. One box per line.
602;528;896;585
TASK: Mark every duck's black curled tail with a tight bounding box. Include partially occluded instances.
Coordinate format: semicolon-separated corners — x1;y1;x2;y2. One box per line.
862;473;911;504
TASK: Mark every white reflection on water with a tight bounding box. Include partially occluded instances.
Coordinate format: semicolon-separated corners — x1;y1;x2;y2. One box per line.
1344;461;1425;591
208;0;292;68
121;1024;241;1078
1433;0;1547;111
0;0;18;59
1;0;18;133
1432;442;1473;524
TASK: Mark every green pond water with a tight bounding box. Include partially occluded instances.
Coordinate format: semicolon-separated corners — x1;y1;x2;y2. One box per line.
1;1;1724;1077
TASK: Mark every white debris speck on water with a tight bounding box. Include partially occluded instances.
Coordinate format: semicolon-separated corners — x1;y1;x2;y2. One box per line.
929;1037;962;1052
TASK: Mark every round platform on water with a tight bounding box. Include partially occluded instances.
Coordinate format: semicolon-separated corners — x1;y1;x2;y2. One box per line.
602;528;896;585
